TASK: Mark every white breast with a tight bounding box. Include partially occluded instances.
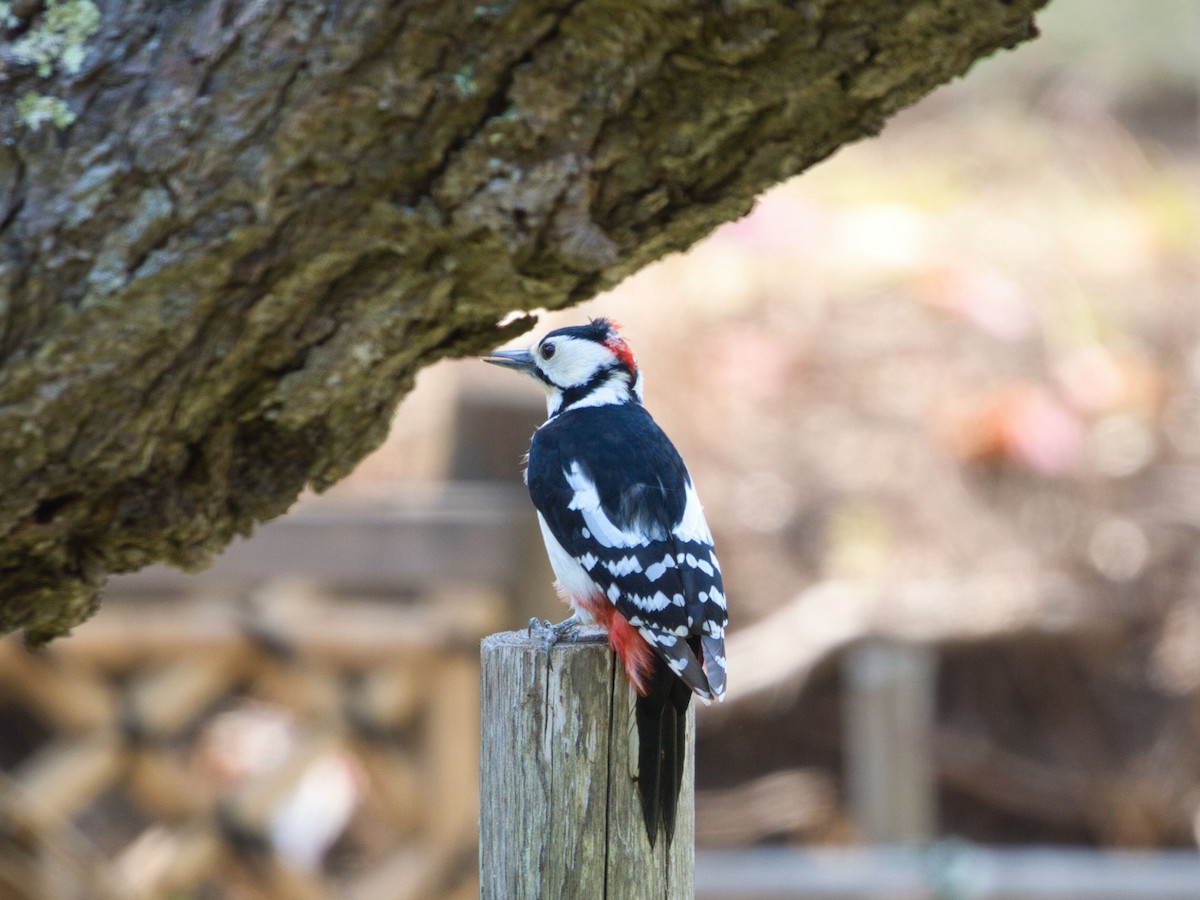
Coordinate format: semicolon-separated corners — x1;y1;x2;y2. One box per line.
536;512;600;622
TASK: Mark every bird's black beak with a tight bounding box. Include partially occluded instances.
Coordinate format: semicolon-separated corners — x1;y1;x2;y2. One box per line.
482;347;537;374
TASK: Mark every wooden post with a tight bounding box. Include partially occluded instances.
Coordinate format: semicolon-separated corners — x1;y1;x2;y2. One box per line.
843;638;937;844
480;628;694;899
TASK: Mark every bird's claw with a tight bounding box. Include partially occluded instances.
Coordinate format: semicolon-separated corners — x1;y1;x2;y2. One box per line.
527;615;579;654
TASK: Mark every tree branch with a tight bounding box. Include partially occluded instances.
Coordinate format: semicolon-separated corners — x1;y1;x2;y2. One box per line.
0;0;1046;641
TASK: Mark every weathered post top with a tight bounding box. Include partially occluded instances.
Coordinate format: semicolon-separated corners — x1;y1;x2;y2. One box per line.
480;627;694;899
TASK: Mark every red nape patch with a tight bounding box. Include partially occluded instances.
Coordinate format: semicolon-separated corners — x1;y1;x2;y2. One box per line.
593;317;636;377
603;334;637;378
577;594;654;696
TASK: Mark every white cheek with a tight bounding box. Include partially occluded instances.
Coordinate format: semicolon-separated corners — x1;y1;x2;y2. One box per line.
544;338;616;387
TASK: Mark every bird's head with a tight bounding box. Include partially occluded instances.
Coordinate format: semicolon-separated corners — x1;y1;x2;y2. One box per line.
484;318;643;416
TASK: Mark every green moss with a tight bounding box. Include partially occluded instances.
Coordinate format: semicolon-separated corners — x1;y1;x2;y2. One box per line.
9;0;98;134
17;91;76;131
11;0;101;77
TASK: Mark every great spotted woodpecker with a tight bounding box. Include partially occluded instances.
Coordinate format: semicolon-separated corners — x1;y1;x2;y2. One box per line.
484;318;728;845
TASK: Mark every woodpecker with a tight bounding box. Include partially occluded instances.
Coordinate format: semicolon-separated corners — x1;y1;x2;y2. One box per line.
484;318;727;846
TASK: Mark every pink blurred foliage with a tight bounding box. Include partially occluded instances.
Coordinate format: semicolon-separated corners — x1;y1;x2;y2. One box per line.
939;384;1085;476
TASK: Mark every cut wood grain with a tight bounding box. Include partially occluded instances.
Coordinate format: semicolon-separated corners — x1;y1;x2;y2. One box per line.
480;627;693;899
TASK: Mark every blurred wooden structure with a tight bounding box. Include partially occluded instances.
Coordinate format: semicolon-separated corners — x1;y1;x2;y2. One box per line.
696;636;1200;898
109;483;543;618
0;585;490;900
0;480;551;900
843;639;937;844
479;630;693;899
694;846;1200;899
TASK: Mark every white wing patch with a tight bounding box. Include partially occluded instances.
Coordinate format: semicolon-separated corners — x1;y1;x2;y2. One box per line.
673;478;713;544
564;461;663;548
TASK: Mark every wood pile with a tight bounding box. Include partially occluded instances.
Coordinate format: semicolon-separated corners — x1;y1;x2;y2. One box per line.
0;584;497;900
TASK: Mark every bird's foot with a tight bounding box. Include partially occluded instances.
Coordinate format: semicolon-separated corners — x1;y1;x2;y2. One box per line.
528;614;581;654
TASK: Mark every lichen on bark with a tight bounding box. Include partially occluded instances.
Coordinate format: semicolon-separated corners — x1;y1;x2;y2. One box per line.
0;0;1048;642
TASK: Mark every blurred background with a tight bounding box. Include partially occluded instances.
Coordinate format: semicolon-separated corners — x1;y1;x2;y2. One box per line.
4;1;1200;897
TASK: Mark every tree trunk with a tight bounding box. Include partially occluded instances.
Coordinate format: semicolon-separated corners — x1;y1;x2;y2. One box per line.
0;0;1046;641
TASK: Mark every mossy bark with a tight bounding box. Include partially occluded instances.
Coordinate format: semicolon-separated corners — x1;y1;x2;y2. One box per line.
0;0;1046;641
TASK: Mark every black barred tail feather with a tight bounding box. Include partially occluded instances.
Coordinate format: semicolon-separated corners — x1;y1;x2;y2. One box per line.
700;633;727;698
634;646;697;847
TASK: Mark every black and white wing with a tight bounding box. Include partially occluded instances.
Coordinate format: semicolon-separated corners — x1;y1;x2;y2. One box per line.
527;404;727;699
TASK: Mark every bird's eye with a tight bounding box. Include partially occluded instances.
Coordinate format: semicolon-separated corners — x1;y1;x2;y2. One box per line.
541;342;556;359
